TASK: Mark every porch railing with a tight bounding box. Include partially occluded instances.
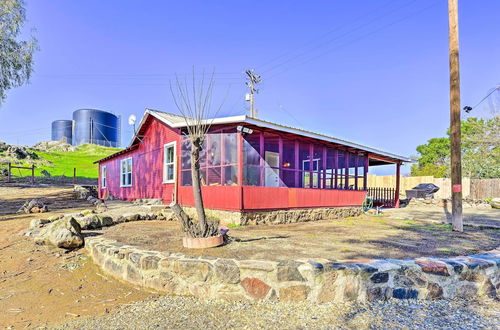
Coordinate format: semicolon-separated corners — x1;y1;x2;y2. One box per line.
367;187;396;208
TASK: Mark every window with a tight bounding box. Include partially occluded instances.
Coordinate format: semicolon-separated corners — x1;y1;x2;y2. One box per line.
164;142;176;183
101;165;107;188
120;157;132;187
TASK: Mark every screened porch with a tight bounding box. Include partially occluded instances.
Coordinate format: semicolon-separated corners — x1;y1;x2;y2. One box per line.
179;127;370;191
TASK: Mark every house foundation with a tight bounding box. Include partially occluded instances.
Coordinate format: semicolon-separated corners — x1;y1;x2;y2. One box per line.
181;206;362;226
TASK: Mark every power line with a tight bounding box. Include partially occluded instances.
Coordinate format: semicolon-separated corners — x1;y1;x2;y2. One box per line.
265;1;440;80
464;86;500;113
255;0;400;71
259;0;420;75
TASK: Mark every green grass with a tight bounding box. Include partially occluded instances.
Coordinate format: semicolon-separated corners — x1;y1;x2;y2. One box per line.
35;144;119;178
3;144;120;179
403;223;453;232
227;223;242;228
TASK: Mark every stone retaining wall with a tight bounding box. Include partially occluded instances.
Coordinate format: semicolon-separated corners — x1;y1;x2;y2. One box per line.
182;207;362;226
407;198;492;209
87;237;499;302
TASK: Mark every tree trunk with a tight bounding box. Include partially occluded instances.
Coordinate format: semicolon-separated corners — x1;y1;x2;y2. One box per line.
191;139;208;236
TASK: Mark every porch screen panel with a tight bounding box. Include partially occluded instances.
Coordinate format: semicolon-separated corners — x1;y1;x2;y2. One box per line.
181;132;238;187
263;133;283;187
298;142;310;188
337;151;345;189
223;133;238;185
281;139;296;188
243;132;262;186
347;152;360;190
357;154;366;190
326;148;335;189
312;144;323;188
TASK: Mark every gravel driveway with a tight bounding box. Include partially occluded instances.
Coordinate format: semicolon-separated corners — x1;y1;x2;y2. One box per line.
56;295;499;329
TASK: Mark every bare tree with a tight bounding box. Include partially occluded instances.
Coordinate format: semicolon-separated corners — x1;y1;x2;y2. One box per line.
169;70;223;238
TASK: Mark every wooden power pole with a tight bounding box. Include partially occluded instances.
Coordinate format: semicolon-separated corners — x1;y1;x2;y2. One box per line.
245;69;261;118
448;0;463;232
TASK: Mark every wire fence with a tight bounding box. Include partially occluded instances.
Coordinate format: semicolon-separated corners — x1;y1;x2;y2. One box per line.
0;162;98;186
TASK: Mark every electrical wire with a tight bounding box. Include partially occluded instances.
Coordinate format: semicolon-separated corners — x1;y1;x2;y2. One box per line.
259;0;420;75
254;0;401;71
265;0;440;80
467;86;500;111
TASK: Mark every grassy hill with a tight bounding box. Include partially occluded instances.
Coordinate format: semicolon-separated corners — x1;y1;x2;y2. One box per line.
35;144;120;178
0;143;120;179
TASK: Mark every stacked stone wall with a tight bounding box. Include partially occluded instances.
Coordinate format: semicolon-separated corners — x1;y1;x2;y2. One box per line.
407;198;492;209
181;207;362;226
87;237;499;302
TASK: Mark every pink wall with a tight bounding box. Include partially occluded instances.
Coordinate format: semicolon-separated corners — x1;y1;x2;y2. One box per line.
98;117;180;203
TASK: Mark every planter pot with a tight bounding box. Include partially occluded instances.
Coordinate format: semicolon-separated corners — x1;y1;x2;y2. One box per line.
183;235;223;249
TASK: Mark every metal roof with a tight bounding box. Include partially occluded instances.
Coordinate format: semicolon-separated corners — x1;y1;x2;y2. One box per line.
96;108;411;163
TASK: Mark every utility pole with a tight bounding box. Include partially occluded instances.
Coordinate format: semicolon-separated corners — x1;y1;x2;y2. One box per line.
245;69;261;118
448;0;463;232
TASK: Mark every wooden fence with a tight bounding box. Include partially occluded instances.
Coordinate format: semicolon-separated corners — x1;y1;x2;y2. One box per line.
367;175;499;199
470;179;500;199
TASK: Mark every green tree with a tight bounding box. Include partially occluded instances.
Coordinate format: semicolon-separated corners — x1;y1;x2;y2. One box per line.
460;116;500;178
411;116;500;178
0;0;38;103
411;137;450;177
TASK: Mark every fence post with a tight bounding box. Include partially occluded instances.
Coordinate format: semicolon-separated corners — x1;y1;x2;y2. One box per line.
8;162;11;183
395;162;401;208
73;168;76;185
31;164;35;185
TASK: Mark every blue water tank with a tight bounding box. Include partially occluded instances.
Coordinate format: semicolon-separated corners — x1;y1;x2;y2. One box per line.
73;109;120;147
51;120;73;144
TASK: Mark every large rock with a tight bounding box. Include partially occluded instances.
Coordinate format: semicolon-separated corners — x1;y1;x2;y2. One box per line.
214;259;240;284
17;199;48;214
240;277;271;300
491;198;500;209
29;218;51;229
76;214;114;230
95;200;108;213
34;217;84;249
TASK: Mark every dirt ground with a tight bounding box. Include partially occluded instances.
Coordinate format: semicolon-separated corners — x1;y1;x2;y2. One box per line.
385;206;500;227
102;216;500;261
0;184;498;328
0;185;157;329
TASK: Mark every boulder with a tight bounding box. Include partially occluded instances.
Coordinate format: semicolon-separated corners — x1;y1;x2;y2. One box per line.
74;185;90;199
30;218;51;229
95;200;108;213
121;213;140;222
47;214;64;222
491;198;500;209
156;209;175;221
17;199;48;214
81;209;94;216
87;196;98;204
76;214;114;230
34;217;84;249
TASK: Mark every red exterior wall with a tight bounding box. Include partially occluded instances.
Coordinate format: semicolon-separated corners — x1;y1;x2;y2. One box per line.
177;186;242;211
242;186;366;210
98;117;180;203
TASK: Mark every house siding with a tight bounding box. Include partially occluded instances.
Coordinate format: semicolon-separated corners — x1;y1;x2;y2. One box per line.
98;117;180;203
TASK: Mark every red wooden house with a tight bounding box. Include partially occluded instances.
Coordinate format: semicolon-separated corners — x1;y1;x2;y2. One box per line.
96;109;410;216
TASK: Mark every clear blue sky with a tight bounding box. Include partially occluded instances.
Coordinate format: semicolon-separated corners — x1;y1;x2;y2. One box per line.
1;0;499;175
